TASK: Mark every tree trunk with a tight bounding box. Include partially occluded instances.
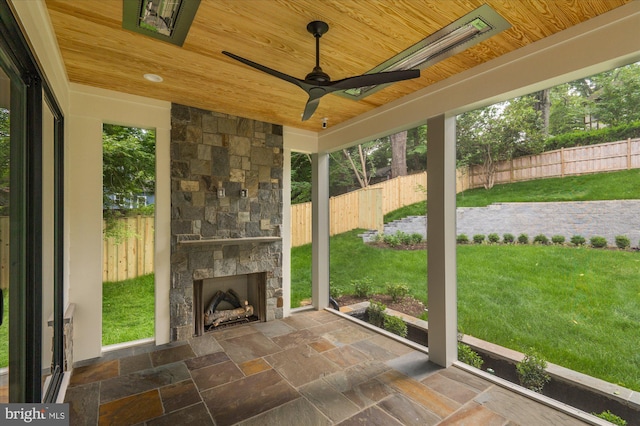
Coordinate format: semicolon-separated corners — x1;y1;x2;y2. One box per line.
535;89;551;137
343;148;368;188
390;131;408;178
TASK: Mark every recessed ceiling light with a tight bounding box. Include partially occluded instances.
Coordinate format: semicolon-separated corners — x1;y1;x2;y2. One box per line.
143;73;163;83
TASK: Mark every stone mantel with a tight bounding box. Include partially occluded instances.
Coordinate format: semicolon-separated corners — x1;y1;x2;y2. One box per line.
178;236;281;246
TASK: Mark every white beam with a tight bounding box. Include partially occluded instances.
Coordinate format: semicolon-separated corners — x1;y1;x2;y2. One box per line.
426;114;458;367
311;153;330;309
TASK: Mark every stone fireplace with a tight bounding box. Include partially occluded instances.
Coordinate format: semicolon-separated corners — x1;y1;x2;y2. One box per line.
170;104;284;341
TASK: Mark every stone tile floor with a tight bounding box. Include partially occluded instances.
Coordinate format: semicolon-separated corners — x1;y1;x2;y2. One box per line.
64;310;591;425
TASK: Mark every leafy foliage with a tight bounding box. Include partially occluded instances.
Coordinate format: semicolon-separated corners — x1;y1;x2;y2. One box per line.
590;236;607;248
517;233;529;244
384;315;408;338
615;235;630;249
458;343;484;369
551;235;565;245
352;278;373;298
533;234;549;245
571;235;586;246
386;283;409;302
516;350;550;393
456;234;469;244
473;234;486;244
366;300;386;328
593;410;627;426
502;233;515;244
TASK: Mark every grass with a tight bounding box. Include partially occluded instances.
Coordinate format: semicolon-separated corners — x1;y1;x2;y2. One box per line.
384;168;640;222
102;273;155;346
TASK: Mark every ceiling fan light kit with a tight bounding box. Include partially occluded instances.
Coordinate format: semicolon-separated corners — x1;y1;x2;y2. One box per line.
222;4;509;121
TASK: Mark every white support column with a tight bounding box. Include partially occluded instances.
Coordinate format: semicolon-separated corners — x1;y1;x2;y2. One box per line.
426;114;458;367
312;153;330;309
282;147;292;317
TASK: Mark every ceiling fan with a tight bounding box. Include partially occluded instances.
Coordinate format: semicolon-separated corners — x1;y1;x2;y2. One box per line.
222;21;421;122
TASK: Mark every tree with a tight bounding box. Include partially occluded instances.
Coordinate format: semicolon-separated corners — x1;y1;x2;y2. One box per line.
390;130;407;178
103;124;155;213
592;63;640;126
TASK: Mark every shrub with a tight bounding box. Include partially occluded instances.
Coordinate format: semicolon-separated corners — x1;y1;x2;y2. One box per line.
384;315;408;338
593;410;627;426
473;234;486;244
397;231;412;245
551;235;565;245
352;278;373;298
386;283;409;302
615;235;630;249
458;343;484;369
533;234;549;245
457;234;469;244
366;301;386;328
409;233;424;244
516;350;550;393
487;233;500;244
517;233;529;244
590;236;607;248
383;233;401;247
503;233;515;244
329;283;343;299
570;235;586;246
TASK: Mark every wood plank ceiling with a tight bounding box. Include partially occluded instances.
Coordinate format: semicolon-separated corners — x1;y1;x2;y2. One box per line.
44;0;630;131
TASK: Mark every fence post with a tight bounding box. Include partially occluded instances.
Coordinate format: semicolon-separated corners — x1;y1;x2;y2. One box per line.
561;147;565;178
628;138;632;170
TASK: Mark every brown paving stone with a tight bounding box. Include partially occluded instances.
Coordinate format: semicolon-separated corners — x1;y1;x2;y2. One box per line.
379;370;460;419
64;382;100;425
378;393;441;426
211;323;259;341
475;386;587;425
323;345;371;369
69;359;119;386
270;329;320;350
201;369;299;425
98;389;163;425
439;401;507;426
299;379;360;422
237;397;331;426
239;358;271;376
100;361;191;404
149;343;196;367
191;360;244;391
304;309;343;324
351;339;399;361
440;366;493;392
343;378;392;408
159;379;201;413
321;324;375;346
218;331;282;364
250;319;296;338
421;371;480;404
147;402;213;426
184;351;230;371
188;333;224;357
337;405;404;426
308;338;336;353
282;314;322;330
368;334;415;357
265;345;341;388
308;318;354;336
324;360;390;393
119;353;152;375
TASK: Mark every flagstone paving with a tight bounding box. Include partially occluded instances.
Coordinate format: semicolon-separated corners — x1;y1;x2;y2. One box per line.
65;309;591;425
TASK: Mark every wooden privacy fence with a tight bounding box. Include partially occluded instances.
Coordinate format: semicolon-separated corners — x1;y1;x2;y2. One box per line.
290;171;471;247
103;216;155;282
468;138;640;188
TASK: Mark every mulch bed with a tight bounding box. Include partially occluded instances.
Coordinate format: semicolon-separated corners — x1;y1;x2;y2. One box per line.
334;294;426;318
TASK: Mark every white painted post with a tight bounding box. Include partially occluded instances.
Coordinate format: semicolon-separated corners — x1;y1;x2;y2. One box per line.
426;114;458;367
312;153;330;309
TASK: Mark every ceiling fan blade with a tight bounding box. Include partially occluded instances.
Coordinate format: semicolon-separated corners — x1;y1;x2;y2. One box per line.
301;93;323;121
222;51;305;90
331;69;420;90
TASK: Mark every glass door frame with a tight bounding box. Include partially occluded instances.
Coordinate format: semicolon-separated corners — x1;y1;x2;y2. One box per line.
0;0;65;402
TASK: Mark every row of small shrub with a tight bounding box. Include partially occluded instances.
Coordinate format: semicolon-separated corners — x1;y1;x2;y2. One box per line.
374;231;423;247
366;301;408;338
331;278;410;303
457;232;636;249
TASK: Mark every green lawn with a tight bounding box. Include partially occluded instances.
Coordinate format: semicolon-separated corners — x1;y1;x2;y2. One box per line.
384;168;640;222
103;273;155;346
